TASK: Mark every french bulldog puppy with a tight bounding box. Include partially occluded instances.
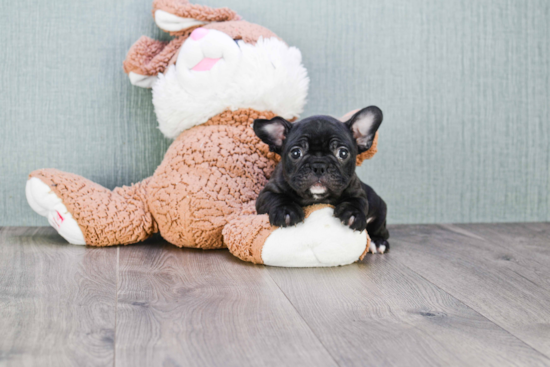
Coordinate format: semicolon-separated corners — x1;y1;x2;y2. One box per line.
253;106;390;252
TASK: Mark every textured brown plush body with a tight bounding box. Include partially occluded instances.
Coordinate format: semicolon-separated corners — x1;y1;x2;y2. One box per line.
31;109;273;248
29;109;377;248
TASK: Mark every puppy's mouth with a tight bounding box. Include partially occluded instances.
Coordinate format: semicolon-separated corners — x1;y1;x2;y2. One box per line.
309;183;328;200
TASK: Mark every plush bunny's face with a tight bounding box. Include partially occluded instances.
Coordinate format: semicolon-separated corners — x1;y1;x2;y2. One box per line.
123;1;309;139
151;20;309;139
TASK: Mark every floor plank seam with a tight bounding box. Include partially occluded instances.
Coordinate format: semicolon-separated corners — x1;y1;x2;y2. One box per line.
393;256;550;362
398;316;472;366
264;269;342;367
3;226;550;366
114;246;120;367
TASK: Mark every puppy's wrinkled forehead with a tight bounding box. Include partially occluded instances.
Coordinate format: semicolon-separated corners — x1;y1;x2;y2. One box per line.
288;117;354;149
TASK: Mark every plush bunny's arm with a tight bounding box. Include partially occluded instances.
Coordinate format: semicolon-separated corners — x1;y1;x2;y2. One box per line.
224;205;371;267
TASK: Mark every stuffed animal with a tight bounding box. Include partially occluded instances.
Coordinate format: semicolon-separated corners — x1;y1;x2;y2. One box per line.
25;0;382;267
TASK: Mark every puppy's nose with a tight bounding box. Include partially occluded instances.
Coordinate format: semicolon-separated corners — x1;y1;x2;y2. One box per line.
191;28;209;41
312;163;327;175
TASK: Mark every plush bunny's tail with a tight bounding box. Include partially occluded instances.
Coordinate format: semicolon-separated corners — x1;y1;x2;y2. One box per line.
27;169;158;246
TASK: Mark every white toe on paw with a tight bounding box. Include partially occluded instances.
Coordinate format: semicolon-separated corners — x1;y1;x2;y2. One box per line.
368;241;378;254
368;240;388;255
26;178;86;245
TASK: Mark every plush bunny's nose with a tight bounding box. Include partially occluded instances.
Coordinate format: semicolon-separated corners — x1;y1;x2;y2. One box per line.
191;28;209;41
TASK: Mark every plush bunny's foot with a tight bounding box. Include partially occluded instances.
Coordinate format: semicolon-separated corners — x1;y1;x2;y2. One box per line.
224;205;370;267
26;177;86;245
26;169;157;247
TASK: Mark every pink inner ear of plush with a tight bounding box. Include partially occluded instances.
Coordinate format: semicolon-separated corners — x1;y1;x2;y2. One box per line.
192;58;221;71
191;28;209;40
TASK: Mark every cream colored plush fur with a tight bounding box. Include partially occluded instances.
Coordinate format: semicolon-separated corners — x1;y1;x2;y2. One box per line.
153;32;308;139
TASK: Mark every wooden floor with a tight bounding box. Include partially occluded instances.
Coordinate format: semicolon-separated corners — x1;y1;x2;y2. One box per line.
1;224;549;367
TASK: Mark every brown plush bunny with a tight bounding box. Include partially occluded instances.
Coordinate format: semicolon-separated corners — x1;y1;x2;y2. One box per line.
26;0;379;267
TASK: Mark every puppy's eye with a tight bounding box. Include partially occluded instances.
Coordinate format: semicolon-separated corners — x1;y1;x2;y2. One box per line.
337;147;349;160
290;147;303;160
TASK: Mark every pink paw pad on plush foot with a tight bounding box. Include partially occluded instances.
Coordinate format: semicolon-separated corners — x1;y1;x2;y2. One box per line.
25;177;86;245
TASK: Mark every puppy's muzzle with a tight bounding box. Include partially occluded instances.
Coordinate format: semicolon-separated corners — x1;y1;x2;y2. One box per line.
311;162;327;176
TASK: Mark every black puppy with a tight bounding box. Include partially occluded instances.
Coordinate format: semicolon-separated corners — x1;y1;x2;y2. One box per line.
253;106;390;253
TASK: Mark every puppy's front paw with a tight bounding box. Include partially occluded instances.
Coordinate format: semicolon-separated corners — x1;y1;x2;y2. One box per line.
369;238;390;254
334;202;367;232
268;203;305;227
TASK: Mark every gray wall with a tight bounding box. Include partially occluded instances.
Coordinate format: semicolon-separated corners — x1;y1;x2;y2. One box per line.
1;0;549;226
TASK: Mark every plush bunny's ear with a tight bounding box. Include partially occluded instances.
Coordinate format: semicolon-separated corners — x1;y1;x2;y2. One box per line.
154;9;208;32
253;117;293;154
123;36;188;88
345;106;383;153
153;0;240;35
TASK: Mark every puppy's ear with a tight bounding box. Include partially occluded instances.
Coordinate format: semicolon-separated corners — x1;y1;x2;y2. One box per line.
345;106;383;153
253;117;293;154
